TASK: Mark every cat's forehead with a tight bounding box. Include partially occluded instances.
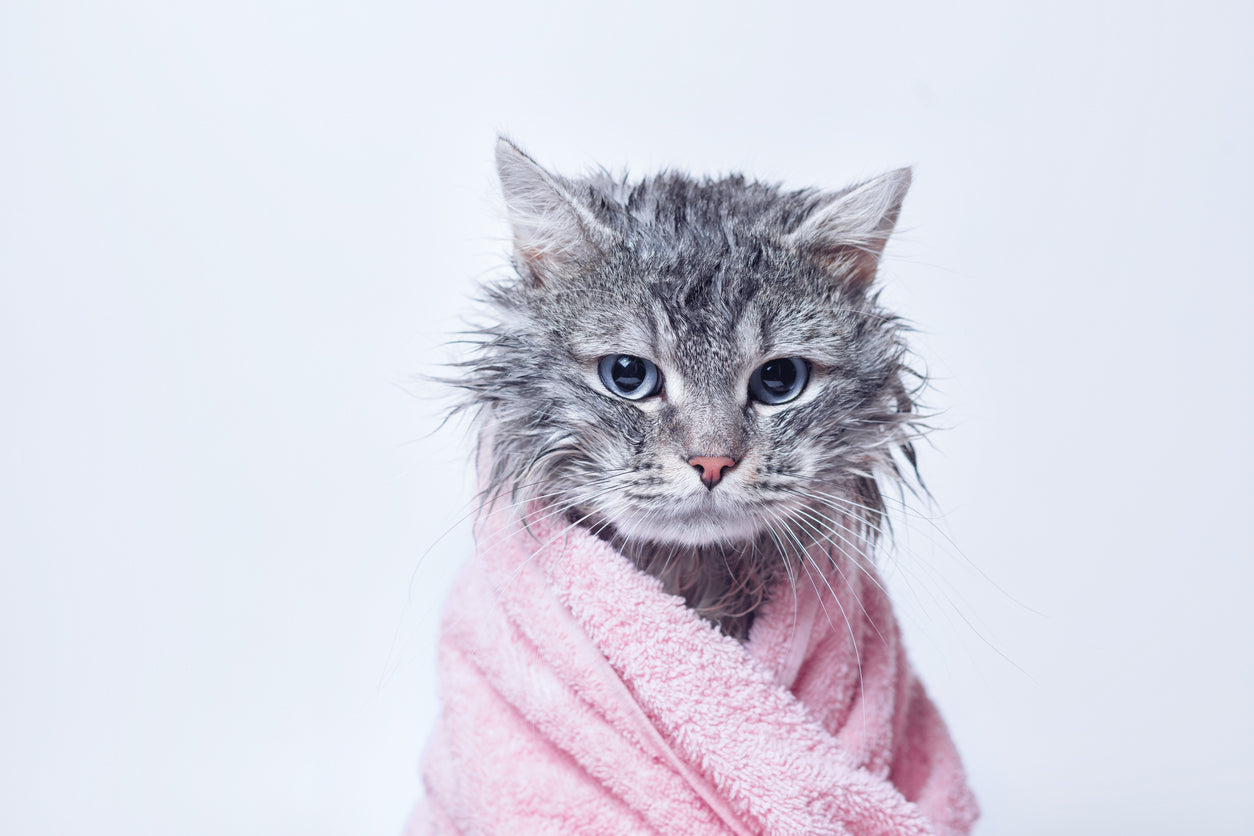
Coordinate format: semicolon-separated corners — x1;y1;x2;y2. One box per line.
549;254;851;376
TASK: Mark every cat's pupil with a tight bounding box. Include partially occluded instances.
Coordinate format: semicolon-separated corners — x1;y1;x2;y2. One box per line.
612;356;646;390
760;359;797;395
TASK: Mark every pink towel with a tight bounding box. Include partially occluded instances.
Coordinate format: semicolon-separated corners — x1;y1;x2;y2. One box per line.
411;507;978;835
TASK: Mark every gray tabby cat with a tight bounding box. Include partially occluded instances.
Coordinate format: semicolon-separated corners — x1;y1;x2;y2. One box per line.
454;138;922;639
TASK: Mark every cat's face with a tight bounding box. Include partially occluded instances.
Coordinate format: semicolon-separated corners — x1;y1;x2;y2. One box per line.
463;140;917;551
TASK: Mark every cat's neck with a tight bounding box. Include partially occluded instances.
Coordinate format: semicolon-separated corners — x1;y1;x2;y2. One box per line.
576;511;858;640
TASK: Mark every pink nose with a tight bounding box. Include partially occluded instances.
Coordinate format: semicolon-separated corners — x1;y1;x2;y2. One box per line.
687;455;738;489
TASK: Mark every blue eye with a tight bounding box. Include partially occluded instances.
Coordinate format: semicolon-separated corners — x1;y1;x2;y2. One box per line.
749;357;809;405
598;355;662;400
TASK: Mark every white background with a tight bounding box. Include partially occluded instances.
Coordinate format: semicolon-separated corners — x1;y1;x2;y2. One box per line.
3;2;1251;833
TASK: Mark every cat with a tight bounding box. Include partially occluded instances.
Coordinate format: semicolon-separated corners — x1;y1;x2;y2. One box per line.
451;137;922;640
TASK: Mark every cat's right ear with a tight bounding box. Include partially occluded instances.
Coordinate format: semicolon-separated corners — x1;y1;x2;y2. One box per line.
496;137;612;287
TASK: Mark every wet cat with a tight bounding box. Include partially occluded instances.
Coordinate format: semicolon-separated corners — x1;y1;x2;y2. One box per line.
453;138;922;639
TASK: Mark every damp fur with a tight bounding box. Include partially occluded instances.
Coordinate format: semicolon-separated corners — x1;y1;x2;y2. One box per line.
448;138;926;639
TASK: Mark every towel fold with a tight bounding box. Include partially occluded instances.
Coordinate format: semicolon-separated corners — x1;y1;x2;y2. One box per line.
411;507;978;835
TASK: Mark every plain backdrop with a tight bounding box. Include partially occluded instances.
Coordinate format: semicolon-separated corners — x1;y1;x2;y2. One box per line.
3;1;1252;834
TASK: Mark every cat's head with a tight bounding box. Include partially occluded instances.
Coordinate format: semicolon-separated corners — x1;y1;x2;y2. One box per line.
459;138;921;549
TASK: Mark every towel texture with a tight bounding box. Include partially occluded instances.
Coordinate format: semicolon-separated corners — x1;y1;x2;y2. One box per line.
412;509;978;835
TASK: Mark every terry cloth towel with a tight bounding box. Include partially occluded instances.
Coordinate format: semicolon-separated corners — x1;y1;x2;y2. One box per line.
411;507;978;836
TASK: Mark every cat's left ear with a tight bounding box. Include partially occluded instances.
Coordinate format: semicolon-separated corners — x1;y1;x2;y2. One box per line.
783;167;911;289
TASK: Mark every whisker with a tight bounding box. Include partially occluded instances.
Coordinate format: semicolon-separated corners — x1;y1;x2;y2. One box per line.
809;480;1042;616
786;528;869;745
782;508;887;649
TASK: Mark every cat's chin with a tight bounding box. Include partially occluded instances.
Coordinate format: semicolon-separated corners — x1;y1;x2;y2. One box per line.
602;507;765;548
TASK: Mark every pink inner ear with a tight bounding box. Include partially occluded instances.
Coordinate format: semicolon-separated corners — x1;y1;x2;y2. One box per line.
515;238;573;288
810;244;882;291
